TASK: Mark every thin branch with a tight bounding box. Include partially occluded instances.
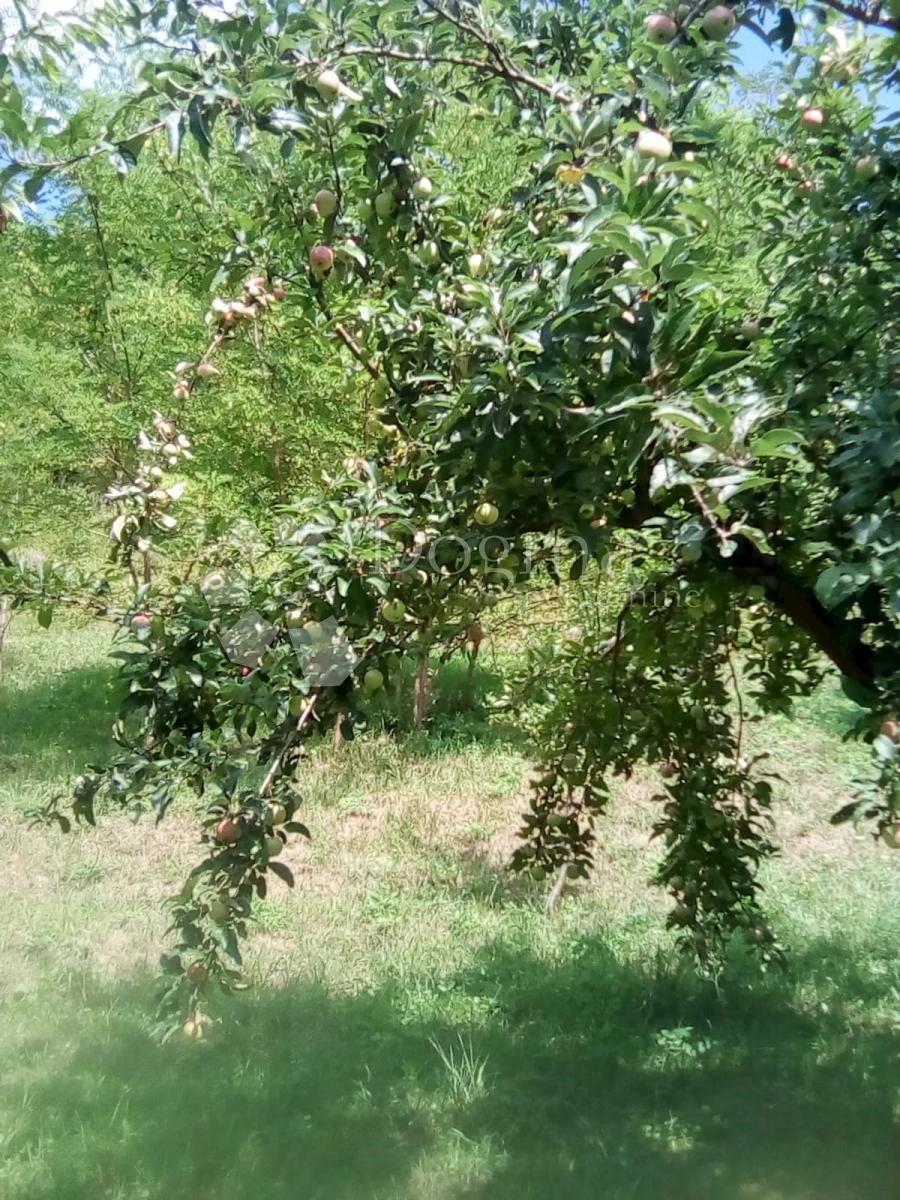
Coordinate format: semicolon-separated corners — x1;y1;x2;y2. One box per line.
9;119;166;174
332;44;575;105
258;693;318;799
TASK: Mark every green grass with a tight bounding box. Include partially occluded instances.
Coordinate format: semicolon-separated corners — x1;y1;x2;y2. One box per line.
0;616;898;1200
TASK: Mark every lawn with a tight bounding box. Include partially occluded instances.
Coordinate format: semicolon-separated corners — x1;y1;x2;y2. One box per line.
0;616;898;1200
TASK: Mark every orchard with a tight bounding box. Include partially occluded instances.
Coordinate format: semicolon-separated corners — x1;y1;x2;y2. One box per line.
0;0;898;1037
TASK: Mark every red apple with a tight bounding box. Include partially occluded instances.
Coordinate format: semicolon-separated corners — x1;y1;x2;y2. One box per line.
801;107;825;129
215;816;243;844
645;13;678;43
309;244;335;273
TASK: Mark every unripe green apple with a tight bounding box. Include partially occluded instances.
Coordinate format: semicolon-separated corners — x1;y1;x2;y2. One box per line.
264;835;283;857
475;501;499;525
315;68;361;103
412;176;433;200
363;667;384;692
636;129;672;160
359;198;374;221
420;240;440;266
314;188;338;217
266;803;287;826
701;5;736;40
467;251;486;277
208;897;230;924
381;598;406;623
374;189;396;219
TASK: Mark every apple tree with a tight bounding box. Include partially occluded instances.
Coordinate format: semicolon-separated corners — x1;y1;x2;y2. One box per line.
1;0;898;1027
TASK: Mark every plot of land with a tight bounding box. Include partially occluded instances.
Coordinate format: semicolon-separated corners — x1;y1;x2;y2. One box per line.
0;618;898;1200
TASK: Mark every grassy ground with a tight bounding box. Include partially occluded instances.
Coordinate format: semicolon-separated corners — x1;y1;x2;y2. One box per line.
0;616;898;1200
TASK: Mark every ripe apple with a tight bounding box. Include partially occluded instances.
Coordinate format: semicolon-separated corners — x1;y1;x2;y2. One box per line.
854;155;879;181
475;501;499;526
172;381;190;402
264;834;284;857
636;129;672;160
645;13;677;43
412;176;433;200
363;668;384;692
314;188;338;217
309;244;334;273
374;189;396;219
130;611;152;631
266;803;287;826
196;362;219;379
701;5;736;40
215;816;243;844
775;154;796;172
182;1018;205;1040
272;281;287;301
801;107;825;129
466;251;486;278
186;961;208;985
880;719;899;742
381;598;406;623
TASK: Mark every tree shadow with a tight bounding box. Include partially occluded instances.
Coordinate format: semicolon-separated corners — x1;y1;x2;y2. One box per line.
0;658;119;784
3;934;897;1200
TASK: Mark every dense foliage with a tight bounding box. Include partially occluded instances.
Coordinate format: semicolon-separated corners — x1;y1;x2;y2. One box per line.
1;0;898;1030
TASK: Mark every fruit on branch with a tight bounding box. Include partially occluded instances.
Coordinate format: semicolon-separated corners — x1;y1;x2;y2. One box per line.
314;188;338;217
412;176;433;200
801;107;825;129
660;762;677;779
196;362;219;379
701;5;736;40
466;252;486;278
475;501;499;526
315;68;362;103
363;668;384;693
854;155;879;180
272;281;287;301
264;835;283;857
374;189;396;219
266;803;287;826
636;129;672;160
880;719;899;742
130;611;152;631
420;239;440;266
309;244;335;274
186;961;208;985
359;198;374;221
381;598;406;623
172;381;190;402
776;154;796;172
645;13;677;43
208;898;229;924
182;1017;205;1040
881;824;900;849
215;816;243;844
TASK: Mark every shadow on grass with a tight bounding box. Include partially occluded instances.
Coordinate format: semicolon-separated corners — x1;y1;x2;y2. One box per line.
3;936;897;1200
0;659;119;782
